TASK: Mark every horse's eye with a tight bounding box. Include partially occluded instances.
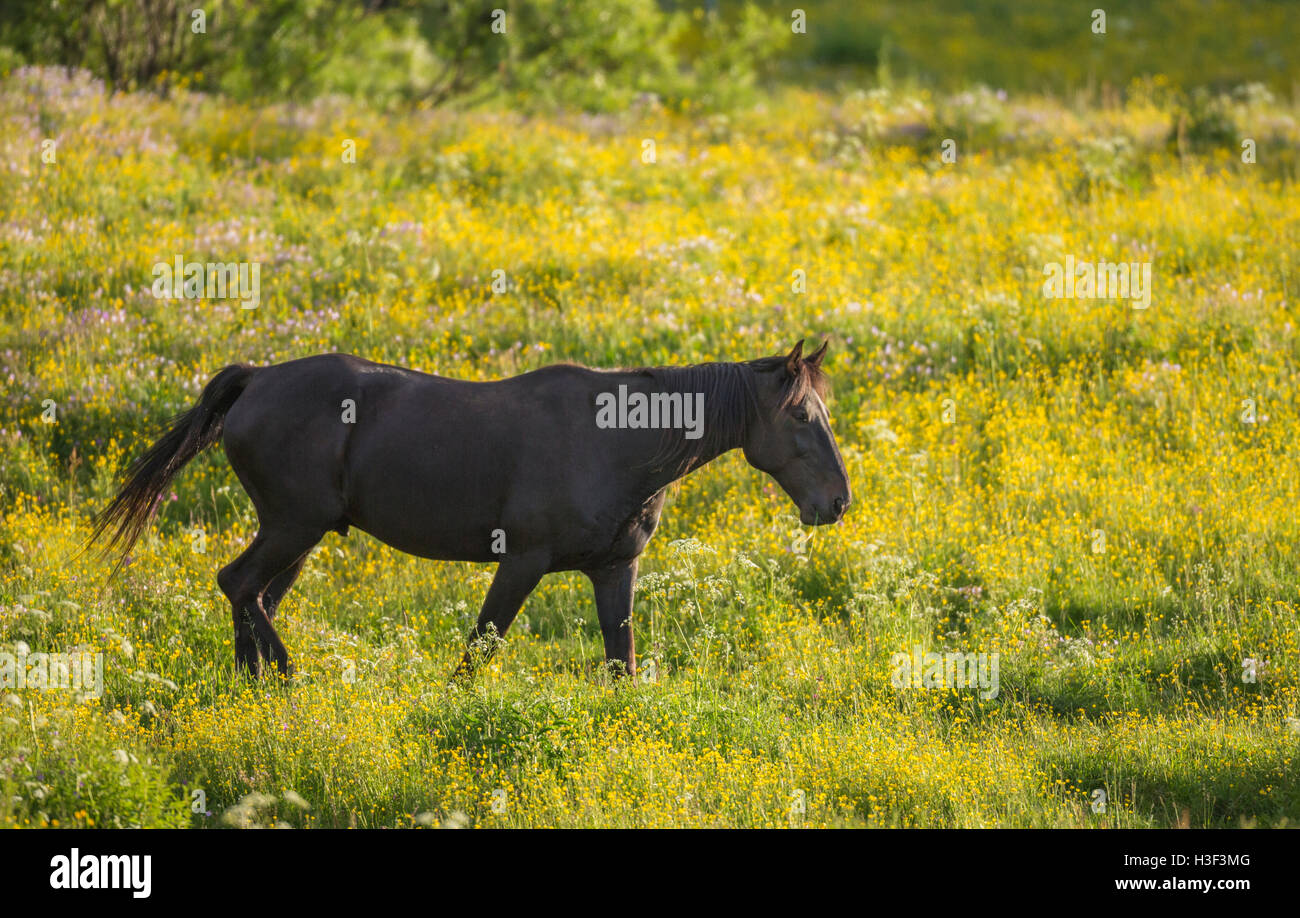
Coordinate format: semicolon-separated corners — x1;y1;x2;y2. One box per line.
793;407;810;423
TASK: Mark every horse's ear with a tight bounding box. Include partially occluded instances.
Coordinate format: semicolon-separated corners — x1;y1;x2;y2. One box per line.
806;340;828;368
784;340;805;376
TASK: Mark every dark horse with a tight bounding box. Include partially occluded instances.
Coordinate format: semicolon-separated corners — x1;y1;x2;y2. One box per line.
91;341;851;679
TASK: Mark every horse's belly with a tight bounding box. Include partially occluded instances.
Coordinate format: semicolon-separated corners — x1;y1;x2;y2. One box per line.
342;437;511;562
350;519;499;563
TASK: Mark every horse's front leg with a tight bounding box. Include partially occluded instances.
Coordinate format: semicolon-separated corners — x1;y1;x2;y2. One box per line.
452;552;548;682
586;559;637;679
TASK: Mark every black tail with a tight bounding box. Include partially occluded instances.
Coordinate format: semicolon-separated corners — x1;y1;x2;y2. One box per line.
89;365;256;574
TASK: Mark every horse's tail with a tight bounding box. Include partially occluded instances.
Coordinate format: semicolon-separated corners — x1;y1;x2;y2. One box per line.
89;364;256;575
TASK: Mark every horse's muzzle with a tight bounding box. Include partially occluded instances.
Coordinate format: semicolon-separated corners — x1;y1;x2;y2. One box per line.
801;493;849;526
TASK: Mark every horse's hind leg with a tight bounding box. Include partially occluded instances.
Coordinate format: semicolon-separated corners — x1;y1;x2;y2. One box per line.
218;537;264;675
263;552;311;622
243;550;313;671
218;527;323;677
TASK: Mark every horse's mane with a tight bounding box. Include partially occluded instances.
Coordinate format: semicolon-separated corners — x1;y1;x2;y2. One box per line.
633;355;830;477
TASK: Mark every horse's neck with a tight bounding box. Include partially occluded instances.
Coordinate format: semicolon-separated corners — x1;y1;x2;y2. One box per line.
627;361;753;495
640;433;740;494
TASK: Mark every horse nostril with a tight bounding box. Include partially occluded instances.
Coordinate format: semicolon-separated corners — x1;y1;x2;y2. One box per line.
832;496;846;517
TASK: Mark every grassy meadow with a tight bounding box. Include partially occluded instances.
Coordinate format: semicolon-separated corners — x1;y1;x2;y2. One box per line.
2;62;1299;828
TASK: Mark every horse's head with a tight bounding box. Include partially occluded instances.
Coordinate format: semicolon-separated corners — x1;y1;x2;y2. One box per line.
743;341;851;525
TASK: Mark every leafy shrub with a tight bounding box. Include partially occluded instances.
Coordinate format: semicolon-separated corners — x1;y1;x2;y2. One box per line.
0;0;789;111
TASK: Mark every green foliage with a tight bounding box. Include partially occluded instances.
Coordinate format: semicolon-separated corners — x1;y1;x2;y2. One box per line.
406;0;791;112
0;700;190;828
778;0;1300;95
5;0;1299;110
0;0;789;111
423;0;684;110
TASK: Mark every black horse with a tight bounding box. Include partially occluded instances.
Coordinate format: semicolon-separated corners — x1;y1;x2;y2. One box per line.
91;341;851;679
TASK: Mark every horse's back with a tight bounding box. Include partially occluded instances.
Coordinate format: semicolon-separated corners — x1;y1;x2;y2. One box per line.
337;362;600;558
